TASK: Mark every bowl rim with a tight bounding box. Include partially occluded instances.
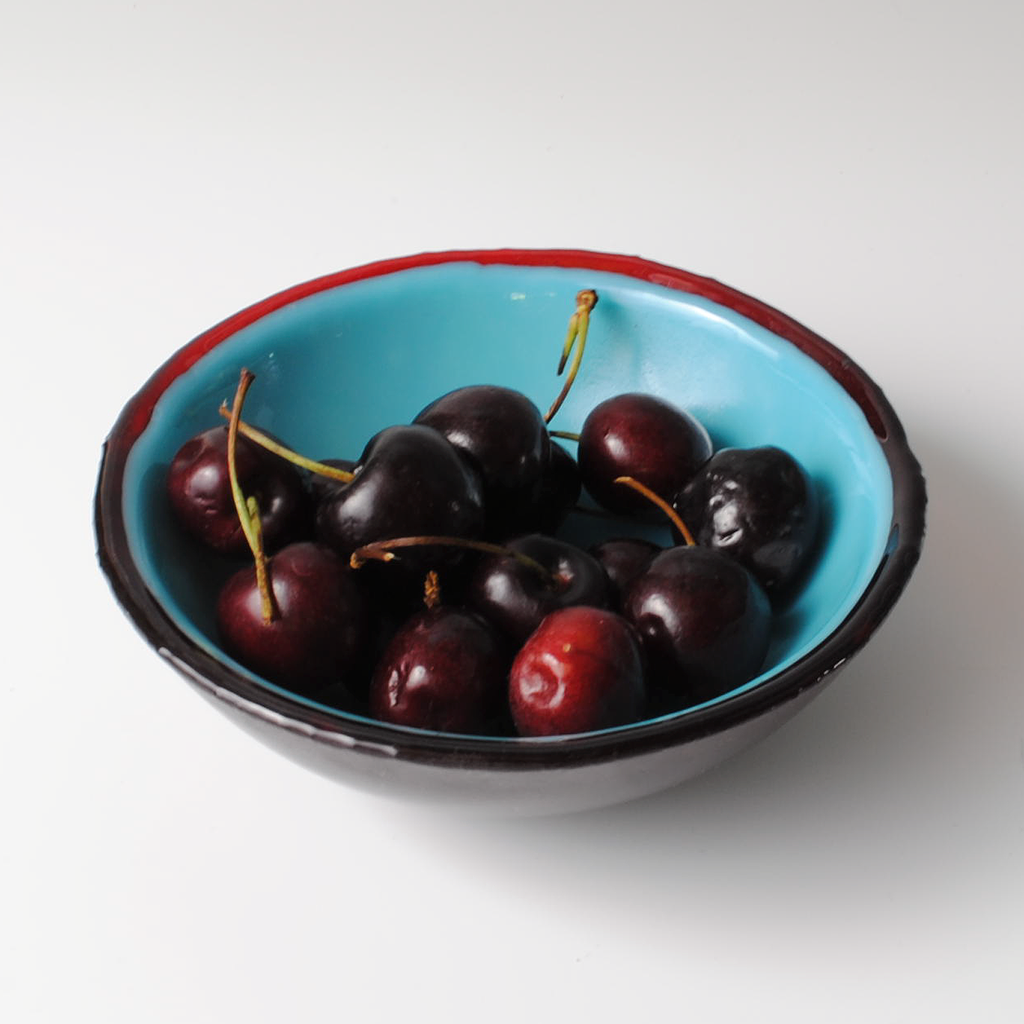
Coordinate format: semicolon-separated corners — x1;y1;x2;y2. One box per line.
95;248;926;769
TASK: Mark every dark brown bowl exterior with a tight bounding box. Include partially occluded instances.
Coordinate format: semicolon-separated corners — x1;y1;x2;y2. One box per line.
95;249;926;815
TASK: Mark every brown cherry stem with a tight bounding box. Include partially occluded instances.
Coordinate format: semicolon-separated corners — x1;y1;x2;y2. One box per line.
226;369;276;622
544;289;598;424
549;430;580;442
350;535;553;583
424;570;442;610
217;403;355;483
614;475;697;546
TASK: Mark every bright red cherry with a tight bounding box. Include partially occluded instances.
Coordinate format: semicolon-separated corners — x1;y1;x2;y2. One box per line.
509;606;645;736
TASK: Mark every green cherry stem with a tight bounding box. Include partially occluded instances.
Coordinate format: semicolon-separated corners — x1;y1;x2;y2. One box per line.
549;430;580;442
545;289;598;424
350;535;553;584
246;496;276;623
217;403;355;483
226;370;276;622
614;475;697;547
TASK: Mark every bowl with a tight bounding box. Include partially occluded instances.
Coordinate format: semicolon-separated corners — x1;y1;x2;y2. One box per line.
95;249;926;815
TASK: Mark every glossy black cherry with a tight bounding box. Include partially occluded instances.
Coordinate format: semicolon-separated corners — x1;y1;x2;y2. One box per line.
623;545;770;703
414;385;550;538
673;445;820;597
467;533;610;643
306;457;357;505
316;424;485;560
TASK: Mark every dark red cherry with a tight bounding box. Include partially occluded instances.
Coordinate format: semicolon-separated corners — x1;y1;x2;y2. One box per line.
467;533;610;643
315;425;485;560
578;394;712;516
590;537;661;608
622;545;771;703
370;607;510;733
672;446;819;597
167;426;306;555
216;541;367;693
509;606;645;736
414;385;550;538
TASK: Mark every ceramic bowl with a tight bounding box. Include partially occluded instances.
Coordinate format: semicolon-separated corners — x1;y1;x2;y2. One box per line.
95;249;926;815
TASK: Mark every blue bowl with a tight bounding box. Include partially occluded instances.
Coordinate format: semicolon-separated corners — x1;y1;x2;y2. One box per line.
96;250;925;814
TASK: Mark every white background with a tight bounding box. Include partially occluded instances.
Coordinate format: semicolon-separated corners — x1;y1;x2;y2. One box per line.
4;1;1023;1021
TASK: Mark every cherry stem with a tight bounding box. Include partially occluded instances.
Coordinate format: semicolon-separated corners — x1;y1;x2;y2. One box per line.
218;403;355;482
614;476;696;546
247;497;276;622
544;289;598;424
350;535;553;584
226;369;276;622
549;430;580;442
424;570;442;610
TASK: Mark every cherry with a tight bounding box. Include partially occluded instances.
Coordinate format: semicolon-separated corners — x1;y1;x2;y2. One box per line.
315;424;485;562
414;385;550;538
672;445;819;597
530;441;582;534
577;393;712;516
370;606;510;733
466;533;610;643
217;541;368;693
622;545;770;702
167;426;307;555
306;458;357;505
509;606;645;736
209;370;367;694
590;537;661;608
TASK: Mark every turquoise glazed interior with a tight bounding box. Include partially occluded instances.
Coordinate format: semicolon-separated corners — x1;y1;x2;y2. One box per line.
123;261;893;737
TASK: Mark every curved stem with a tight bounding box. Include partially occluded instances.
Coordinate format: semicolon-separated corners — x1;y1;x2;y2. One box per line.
218;403;355;482
614;476;696;546
226;370;276;622
350;535;553;583
545;289;598;424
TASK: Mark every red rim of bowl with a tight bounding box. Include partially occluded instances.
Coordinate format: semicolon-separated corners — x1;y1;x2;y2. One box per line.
94;248;927;768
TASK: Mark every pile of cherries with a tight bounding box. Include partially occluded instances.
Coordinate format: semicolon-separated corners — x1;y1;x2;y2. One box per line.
166;290;820;738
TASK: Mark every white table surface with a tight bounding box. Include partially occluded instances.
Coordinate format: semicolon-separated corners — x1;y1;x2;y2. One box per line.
4;2;1023;1020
